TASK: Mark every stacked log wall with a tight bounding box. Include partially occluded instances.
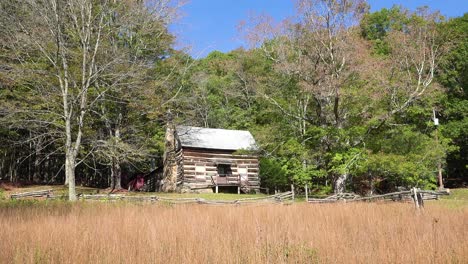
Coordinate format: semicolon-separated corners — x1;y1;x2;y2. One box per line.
181;148;259;191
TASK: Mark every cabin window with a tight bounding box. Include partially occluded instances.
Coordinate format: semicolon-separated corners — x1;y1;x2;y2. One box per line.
217;164;232;177
238;168;247;175
238;167;248;181
195;165;206;173
195;164;206;180
237;168;249;181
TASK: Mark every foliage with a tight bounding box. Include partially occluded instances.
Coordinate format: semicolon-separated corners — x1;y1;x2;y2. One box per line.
0;2;466;196
437;13;468;185
360;5;409;55
0;0;180;193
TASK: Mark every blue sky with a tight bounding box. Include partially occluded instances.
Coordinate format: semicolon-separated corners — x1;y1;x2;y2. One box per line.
170;0;468;58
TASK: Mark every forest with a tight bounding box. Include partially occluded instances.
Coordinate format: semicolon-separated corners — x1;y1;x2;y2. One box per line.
0;0;466;200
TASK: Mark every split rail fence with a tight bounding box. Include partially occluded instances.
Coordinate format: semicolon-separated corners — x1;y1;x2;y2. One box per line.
308;188;450;208
10;190;294;205
79;191;293;205
10;188;449;208
9;189;54;199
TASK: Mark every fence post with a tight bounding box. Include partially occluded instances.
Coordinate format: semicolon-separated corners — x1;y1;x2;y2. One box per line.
417;188;424;208
412;187;420;210
305;183;309;202
291;184;295;201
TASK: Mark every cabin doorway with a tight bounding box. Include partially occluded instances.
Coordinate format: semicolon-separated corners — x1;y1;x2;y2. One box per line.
216;164;232;185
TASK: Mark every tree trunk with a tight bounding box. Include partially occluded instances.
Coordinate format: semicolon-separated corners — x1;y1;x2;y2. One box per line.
43;158;49;184
0;152;5;179
28;135;32;182
9;160;14;182
334;173;348;194
65;154;77;201
64;155;69;186
110;166;115;190
111;157;122;190
435;126;444;190
114;125;122;190
64;112;78;201
33;138;42;183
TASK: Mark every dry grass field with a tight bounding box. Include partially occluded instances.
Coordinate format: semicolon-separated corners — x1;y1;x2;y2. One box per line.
0;199;467;264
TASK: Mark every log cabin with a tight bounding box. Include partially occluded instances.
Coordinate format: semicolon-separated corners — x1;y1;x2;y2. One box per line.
162;125;260;193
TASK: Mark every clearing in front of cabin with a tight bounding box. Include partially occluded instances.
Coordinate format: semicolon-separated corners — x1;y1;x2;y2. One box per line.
0;199;466;263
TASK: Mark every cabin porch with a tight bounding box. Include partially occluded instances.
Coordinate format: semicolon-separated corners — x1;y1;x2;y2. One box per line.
210;174;255;194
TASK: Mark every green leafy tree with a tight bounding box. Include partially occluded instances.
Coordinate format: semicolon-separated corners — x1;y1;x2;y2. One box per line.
0;0;180;199
437;13;468;185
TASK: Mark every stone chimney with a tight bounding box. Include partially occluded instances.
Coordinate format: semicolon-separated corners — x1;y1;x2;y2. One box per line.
161;110;178;192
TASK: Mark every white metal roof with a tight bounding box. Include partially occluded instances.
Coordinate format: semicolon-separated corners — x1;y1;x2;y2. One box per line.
176;126;258;151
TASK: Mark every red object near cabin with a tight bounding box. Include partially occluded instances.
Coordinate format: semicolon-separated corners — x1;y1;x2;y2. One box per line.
128;174;145;191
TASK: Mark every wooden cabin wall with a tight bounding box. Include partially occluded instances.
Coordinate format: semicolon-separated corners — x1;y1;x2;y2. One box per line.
181;148;259;191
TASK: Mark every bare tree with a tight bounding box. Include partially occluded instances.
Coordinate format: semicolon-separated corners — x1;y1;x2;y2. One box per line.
385;8;443;114
242;0;368;193
241;1;444;193
358;7;445;145
0;0;181;200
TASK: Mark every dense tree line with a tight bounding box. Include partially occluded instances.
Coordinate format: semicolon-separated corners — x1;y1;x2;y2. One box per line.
0;0;466;199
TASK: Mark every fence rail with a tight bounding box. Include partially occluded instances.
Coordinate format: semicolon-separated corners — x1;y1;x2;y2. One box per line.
10;189;54;199
308;188;450;208
10;187;448;208
78;191;294;205
9;188;293;205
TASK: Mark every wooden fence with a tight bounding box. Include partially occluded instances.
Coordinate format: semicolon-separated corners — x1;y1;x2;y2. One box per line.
308;188;450;208
9;189;294;205
10;189;54;199
10;188;449;208
79;191;294;205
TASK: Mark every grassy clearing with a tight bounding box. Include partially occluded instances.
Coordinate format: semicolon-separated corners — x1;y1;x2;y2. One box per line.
445;188;468;200
0;201;466;263
426;188;468;209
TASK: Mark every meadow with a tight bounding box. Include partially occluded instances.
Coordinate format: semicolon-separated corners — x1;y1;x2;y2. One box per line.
0;194;467;264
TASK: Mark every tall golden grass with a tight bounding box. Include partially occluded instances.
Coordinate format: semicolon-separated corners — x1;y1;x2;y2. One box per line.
0;202;466;263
